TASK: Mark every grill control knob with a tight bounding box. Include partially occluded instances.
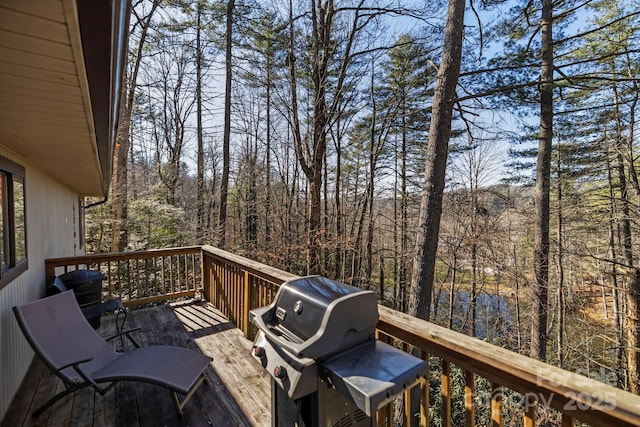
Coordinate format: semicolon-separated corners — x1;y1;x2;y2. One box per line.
273;365;287;379
252;346;265;359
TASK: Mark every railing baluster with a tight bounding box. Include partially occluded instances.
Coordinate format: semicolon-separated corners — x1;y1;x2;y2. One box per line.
178;253;183;292
243;270;251;337
151;256;156;295
162;255;167;293
376;405;388;427
236;268;241;325
189;253;193;292
491;383;502;427
138;258;143;296
442;360;451;427
561;414;574;427
170;255;175;295
185;253;191;291
465;370;475;427
420;351;429;427
524;394;536;427
231;268;237;321
120;260;135;301
216;261;222;309
402;343;410;426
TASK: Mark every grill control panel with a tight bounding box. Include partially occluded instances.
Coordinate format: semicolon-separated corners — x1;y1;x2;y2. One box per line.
250;330;317;400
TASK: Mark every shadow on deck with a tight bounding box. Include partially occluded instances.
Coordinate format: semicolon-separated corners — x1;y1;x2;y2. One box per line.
2;300;271;427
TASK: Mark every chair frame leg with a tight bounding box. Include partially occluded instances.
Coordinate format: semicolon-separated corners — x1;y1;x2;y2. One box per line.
170;373;207;417
32;379;115;417
32;386;80;417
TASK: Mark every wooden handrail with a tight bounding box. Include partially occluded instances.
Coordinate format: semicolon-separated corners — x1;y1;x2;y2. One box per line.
45;246;202;307
44;246;640;426
377;305;640;426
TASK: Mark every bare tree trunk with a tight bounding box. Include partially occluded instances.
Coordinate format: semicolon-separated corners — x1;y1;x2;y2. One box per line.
448;257;457;330
556;151;565;367
323;150;329;274
514;238;523;352
352;182;369;286
195;2;205;245
611;64;640;393
617;136;640;393
289;0;368;275
607;145;627;388
470;242;477;337
393;137;400;308
393;113;409;311
622;86;640;393
365;63;377;289
400;115;408;312
218;0;234;249
111;96;130;253
623;60;639;199
305;0;334;275
531;0;553;361
265;47;273;250
398;0;465;423
407;0;466;322
470;169;478;338
334;118;343;281
111;0;161;253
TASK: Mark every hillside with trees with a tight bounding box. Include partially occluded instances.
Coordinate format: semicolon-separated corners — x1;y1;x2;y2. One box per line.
86;0;640;403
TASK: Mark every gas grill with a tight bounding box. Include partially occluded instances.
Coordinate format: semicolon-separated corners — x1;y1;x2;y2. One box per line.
250;276;428;426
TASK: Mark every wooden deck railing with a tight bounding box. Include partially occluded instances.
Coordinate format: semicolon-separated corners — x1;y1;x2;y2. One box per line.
45;246;202;307
45;246;640;426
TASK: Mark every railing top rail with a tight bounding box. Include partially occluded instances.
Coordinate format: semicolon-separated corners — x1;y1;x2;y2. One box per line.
45;246;202;265
201;245;299;285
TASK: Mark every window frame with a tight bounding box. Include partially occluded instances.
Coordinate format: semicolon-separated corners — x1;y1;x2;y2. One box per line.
0;156;27;290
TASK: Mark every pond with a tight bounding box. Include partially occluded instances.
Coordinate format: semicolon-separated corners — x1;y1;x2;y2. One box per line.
433;290;515;342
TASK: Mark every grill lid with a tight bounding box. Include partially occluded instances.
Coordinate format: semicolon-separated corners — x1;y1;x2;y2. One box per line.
250;276;378;359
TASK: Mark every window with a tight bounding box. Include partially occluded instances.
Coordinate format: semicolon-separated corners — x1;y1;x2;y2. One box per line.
0;156;27;290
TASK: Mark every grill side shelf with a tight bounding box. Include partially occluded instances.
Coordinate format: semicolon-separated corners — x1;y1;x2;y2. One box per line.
319;340;428;417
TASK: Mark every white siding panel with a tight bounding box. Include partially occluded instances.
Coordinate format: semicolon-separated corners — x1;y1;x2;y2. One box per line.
0;145;81;421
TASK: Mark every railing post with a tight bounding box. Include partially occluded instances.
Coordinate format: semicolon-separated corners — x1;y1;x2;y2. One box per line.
201;249;209;301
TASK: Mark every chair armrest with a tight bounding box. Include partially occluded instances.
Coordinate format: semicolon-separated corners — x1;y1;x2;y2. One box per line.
56;357;94;373
71;361;104;392
106;327;142;348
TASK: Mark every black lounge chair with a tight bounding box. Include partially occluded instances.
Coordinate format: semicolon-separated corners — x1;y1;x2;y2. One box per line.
13;291;212;417
48;272;127;333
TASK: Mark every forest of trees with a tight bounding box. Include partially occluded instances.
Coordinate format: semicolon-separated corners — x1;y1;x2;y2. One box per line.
85;0;640;407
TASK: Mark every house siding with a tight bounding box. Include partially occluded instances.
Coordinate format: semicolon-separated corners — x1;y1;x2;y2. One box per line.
0;146;83;421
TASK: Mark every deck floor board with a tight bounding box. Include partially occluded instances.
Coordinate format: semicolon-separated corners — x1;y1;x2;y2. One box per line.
2;300;270;427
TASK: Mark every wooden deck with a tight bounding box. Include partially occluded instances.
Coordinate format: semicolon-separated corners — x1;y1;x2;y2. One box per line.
2;300;271;427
